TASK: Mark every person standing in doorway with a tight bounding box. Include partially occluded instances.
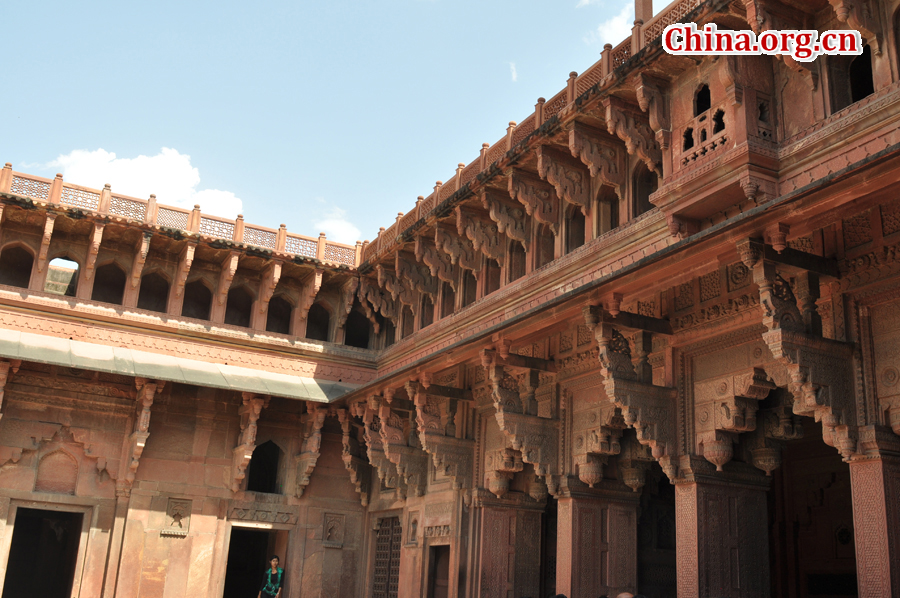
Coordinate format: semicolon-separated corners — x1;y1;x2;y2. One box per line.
258;555;284;598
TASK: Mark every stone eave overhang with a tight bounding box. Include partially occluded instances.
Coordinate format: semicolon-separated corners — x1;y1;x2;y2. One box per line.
333;140;900;406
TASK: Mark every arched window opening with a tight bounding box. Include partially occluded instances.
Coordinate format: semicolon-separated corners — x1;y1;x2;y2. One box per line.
306;303;330;341
182;280;212;320
137;272;169;313
0;246;33;289
419;295;434;329
850;44;874;103
829;44;875;113
700;129;708;143
536;225;555;269
633;163;658;218
440;281;456;319
91;263;126;305
694;84;711;116
246;440;280;494
484;259;501;295
758;101;770;123
45;257;79;296
266;295;292;335
683;128;695;151
565;209;585;254
508;242;526;283
224;286;253;328
345;308;371;349
400;305;414;339
712;110;725;134
461;270;477;307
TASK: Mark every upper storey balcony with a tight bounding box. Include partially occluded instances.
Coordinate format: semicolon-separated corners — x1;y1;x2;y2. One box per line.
357;0;900;372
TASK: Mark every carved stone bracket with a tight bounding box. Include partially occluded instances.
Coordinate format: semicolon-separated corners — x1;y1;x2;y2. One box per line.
694;368;776;471
591;319;678;480
359;275;397;324
535;145;591;216
666;214;700;240
828;0;882;55
484;447;524;498
480;190;531;252
125;378;165;487
231;392;269;493
35;213;57;277
455;206;505;266
338;409;370;506
434;222;482;274
337;277;360;329
633;73;671;151
567;121;626;200
603;96;662;177
618;435;656;492
396;252;437;297
378;403;428;497
376;264;420;312
572;403;626;488
254;260;282;329
294;403;326;498
172;242;197;300
507;168;560;235
0;359;20;421
83;222;105;283
415;235;459;290
408;380;474;490
743;393;804;476
130;233;152;292
214;251;240;314
362;401;407;500
293;268;324;334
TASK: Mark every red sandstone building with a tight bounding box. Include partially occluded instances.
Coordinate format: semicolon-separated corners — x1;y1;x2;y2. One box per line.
2;0;900;596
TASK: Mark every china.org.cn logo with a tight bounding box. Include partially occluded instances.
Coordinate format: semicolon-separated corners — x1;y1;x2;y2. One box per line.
663;23;863;61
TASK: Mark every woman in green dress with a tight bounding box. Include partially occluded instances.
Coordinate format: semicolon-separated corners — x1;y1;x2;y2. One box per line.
258;555;284;598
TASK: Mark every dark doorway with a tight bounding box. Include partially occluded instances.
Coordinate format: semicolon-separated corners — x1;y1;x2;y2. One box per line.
246;440;281;494
633;163;658;217
565;208;585;253
2;508;82;598
346;308;372;348
306;303;330;341
540;496;558;598
266;295;292;334
508;242;526;283
182;280;212;320
373;517;402;598
769;415;857;598
637;465;677;598
484;259;501;295
225;286;253;328
427;545;450;598
461;271;477;307
223;527;276;598
440;281;456;319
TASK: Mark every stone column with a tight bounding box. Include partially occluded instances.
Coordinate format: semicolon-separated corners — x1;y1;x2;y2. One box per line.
556;488;639;598
850;427;900;597
675;472;769;598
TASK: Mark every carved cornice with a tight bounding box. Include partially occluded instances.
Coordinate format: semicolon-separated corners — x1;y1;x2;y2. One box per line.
603;96;662;177
415;234;459;290
396;252;437;297
434;222;483;274
338;409;370;506
455;206;506;266
633;73;671;150
294;403;326;498
378;403;429;497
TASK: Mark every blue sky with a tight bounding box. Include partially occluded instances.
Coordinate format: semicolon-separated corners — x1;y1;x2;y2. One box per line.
4;0;636;244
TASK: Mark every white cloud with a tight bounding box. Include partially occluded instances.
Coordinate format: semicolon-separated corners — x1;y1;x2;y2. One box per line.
49;148;242;219
576;0;602;7
509;62;518;82
585;2;634;46
313;206;361;245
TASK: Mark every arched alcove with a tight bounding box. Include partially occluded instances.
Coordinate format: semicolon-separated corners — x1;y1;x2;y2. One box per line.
694;84;711;115
536;224;555;269
246;440;281;494
440;281;456;318
35;450;78;495
0;245;34;288
266;295;292;334
400;305;414;339
633;163;658;218
91;262;127;305
137;272;169;313
508;242;526;283
461;271;477;308
419;295;434;329
224;286;253;328
829;44;875;113
182;280;212;320
565;208;585;254
306;303;330;341
484;259;501;295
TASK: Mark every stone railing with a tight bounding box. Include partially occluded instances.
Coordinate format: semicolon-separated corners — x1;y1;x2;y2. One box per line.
362;0;715;265
0;165;363;268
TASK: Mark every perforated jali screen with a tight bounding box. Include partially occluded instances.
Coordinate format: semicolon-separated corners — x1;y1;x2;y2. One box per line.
372;517;402;598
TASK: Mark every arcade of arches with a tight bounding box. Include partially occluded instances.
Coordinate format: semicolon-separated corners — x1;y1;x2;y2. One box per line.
3;0;900;597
